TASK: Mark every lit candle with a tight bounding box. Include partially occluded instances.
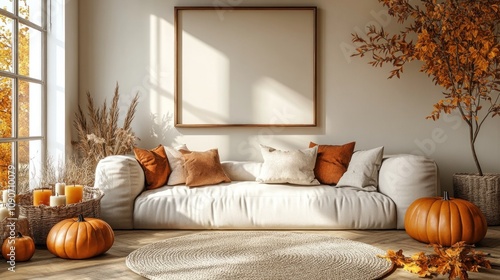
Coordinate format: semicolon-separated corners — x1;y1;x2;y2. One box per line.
55;183;66;196
65;184;84;204
33;189;53;206
2;190;8;204
0;205;8;221
50;193;66;207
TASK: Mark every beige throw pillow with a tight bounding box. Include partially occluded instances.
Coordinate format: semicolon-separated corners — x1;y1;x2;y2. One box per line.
336;146;384;191
257;145;320;185
221;161;262;181
164;144;189;185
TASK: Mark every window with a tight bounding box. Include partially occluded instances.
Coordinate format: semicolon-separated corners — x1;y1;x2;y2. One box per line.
0;0;46;194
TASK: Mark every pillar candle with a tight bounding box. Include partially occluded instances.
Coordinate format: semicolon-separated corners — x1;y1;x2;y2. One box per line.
0;205;8;221
2;190;8;204
33;189;52;206
65;185;84;204
50;193;66;207
55;183;66;196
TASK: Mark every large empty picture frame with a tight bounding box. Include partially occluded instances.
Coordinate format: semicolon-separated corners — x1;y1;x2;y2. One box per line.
175;6;317;127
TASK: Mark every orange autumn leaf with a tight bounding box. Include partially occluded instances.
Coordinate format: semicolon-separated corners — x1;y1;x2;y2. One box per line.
378;241;491;279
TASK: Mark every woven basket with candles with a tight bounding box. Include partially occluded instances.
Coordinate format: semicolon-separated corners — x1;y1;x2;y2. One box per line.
17;186;103;245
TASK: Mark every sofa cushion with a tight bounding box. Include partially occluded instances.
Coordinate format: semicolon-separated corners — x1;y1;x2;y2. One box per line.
180;149;231;187
256;145;320;185
309;141;356;185
165;144;189;185
337;146;384;191
133;182;397;229
221;161;263;181
134;145;171;190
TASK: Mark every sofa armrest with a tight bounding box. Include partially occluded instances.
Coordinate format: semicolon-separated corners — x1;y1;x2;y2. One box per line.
378;154;439;229
93;155;145;229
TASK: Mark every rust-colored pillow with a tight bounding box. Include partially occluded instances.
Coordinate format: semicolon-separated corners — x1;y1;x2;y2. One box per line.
134;145;171;189
309;141;356;185
180;149;231;187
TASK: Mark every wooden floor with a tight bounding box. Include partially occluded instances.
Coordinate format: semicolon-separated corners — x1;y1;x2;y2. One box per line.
2;227;500;279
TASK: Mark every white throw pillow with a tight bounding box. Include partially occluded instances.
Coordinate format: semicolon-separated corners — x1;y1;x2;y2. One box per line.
164;144;189;185
336;146;384;191
256;145;320;185
221;161;263;181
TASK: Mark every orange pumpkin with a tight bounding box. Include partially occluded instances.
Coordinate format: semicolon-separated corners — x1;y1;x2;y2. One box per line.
46;214;114;259
405;191;487;246
2;232;35;261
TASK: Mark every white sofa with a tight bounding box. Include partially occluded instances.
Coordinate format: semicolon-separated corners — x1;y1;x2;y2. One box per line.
93;153;439;230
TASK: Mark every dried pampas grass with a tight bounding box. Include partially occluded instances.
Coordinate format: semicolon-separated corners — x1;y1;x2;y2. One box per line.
73;83;139;185
16;155;96;194
39;155;95;188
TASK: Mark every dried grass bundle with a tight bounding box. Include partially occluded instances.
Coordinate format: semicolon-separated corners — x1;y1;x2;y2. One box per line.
16;155;96;194
38;155;95;187
73;83;139;185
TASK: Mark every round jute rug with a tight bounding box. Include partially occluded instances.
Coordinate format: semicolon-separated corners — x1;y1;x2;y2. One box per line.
126;231;393;280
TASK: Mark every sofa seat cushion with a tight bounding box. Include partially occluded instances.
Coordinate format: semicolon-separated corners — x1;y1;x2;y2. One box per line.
133;182;397;229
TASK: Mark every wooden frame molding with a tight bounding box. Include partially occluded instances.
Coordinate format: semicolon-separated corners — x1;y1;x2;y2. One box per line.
174;6;317;127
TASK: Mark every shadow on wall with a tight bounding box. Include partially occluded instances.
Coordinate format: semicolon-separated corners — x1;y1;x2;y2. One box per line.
148;112;181;146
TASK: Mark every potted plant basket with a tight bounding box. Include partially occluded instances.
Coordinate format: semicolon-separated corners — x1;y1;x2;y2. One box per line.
453;174;500;225
351;0;500;224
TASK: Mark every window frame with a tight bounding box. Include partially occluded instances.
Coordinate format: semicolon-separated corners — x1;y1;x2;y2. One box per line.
0;0;47;191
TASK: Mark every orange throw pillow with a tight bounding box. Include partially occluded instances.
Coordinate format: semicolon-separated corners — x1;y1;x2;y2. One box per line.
309;141;356;185
180;149;231;187
134;145;171;189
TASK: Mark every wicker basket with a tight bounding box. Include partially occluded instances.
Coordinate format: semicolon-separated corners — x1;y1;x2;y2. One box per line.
453;173;500;226
17;186;104;245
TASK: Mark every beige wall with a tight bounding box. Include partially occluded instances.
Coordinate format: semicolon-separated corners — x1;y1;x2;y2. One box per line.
78;0;500;193
47;0;79;162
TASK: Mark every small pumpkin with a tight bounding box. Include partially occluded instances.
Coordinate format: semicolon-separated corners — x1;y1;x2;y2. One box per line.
2;232;35;261
46;214;114;259
405;191;487;246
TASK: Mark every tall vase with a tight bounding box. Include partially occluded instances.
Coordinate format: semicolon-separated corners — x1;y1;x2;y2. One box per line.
453;173;500;226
